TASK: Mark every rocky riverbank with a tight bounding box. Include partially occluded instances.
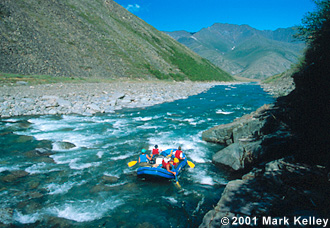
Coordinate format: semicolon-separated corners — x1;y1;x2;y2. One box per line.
0;81;228;118
199;157;329;228
199;96;330;227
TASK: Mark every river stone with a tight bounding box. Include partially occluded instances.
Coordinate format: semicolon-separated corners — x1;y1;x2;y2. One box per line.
90;184;112;193
112;92;125;100
0;208;13;224
212;143;245;171
87;103;101;112
1;170;29;183
102;175;119;184
16;81;28;85
57;98;71;107
28;181;40;189
35;148;54;156
28;191;44;199
136;222;155;228
54;141;76;150
16;135;34;143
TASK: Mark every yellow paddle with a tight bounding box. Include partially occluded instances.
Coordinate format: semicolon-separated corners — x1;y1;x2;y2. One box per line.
170;163;181;189
187;160;195;168
127;160;138;167
173;157;195;168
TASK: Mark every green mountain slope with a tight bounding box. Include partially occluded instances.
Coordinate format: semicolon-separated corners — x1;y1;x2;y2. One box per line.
0;0;233;81
166;23;305;79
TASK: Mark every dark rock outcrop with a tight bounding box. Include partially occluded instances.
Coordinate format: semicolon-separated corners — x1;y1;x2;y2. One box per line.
202;104;292;171
199;158;330;228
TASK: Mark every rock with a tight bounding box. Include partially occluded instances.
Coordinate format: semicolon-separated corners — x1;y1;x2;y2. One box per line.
202;104;272;146
16;81;28;85
136;222;155;228
56;98;72;107
28;181;40;189
199;159;330;228
53;141;76;150
213;143;245;171
41;95;59;100
16;135;34;143
0;208;14;224
90;184;112;193
1;170;29;183
104;106;115;113
102;175;119;184
28;191;44;199
112;92;125;100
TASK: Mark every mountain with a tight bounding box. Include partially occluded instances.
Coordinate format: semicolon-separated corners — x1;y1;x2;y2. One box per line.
165;23;305;79
0;0;233;81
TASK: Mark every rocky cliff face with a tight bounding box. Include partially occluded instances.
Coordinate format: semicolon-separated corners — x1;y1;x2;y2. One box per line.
0;0;232;81
202;104;294;172
200;91;330;227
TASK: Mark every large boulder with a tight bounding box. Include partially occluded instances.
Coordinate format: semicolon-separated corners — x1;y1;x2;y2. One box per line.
202;104;271;146
212;140;263;171
199;159;329;228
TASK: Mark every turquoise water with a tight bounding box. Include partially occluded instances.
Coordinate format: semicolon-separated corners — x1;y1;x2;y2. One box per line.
0;83;274;227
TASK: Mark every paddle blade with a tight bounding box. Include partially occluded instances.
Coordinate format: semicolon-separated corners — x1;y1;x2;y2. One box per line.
174;157;179;163
128;161;137;167
175;180;181;188
187;160;195;168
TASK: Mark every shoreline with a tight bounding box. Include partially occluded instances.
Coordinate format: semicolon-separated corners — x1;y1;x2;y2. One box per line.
0;81;236;118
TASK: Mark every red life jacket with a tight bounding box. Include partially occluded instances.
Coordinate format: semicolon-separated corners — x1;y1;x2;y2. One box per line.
162;159;169;168
175;150;183;159
162;159;177;168
152;148;159;155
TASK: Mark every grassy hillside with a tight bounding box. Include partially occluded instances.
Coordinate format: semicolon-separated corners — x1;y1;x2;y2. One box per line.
166;23;305;79
0;0;233;82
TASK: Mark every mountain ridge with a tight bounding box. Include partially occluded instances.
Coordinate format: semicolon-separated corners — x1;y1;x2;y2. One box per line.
0;0;233;81
165;23;305;79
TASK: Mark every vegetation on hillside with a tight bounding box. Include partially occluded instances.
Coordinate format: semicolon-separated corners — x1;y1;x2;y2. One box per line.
283;0;330;164
166;24;305;79
0;0;233;82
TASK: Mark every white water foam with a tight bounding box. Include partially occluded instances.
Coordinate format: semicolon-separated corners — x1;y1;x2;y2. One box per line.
97;151;104;158
111;154;132;161
0;164;21;173
216;109;234;115
162;196;178;205
25;162;60;174
190;169;215;186
13;211;40;224
69;161;101;170
46;180;86;195
133;117;153;122
136;124;158;130
49;199;123;222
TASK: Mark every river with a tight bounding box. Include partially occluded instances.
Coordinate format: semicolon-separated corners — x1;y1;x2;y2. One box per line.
0;83;274;227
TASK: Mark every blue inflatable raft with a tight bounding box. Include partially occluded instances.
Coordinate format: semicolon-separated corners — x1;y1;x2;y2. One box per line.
137;149;187;180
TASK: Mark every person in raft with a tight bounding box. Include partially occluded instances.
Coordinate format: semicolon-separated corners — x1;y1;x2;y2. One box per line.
139;149;151;166
162;157;176;176
150;145;160;161
175;146;185;160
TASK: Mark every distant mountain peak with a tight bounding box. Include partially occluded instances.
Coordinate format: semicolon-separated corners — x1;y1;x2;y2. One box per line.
165;23;305;79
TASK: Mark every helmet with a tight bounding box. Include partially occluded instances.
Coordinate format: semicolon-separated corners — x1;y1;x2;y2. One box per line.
141;149;146;153
178;146;181;150
164;157;171;162
155;145;158;148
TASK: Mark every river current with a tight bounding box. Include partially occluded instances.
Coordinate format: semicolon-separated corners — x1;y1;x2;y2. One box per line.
0;83;274;227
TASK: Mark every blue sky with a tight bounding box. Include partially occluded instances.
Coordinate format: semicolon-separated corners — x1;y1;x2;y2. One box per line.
114;0;316;32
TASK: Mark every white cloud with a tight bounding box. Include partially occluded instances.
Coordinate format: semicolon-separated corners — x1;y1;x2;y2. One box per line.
126;4;141;12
